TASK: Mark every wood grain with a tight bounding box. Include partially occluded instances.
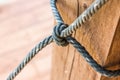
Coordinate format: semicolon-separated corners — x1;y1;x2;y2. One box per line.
52;0;120;80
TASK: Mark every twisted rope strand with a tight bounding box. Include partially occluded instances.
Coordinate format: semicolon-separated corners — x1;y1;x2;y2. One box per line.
7;36;53;80
7;0;118;80
67;37;120;77
51;0;109;37
50;0;64;23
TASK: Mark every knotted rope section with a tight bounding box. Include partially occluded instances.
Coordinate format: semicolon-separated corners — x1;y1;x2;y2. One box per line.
7;0;120;80
52;23;69;46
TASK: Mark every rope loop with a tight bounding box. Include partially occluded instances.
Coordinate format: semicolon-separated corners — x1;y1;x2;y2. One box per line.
7;0;111;79
52;23;69;46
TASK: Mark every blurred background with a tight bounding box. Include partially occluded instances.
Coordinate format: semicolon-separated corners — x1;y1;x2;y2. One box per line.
0;0;53;80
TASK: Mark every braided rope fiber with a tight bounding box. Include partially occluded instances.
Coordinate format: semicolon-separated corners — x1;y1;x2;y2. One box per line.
50;0;64;23
7;36;53;80
51;0;109;37
66;37;120;77
7;0;120;80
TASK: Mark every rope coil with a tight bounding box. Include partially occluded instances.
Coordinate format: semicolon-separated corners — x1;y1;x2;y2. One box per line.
52;23;69;46
7;0;120;80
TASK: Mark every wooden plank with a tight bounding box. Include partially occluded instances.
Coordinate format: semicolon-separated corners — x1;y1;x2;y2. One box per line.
52;0;120;80
101;18;120;80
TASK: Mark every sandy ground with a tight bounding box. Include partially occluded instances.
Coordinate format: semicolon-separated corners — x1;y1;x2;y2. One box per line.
0;0;53;80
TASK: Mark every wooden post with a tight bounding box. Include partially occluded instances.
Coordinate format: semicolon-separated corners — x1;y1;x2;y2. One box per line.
52;0;120;80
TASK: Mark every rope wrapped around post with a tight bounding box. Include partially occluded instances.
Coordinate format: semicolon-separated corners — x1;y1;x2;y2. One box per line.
7;0;120;80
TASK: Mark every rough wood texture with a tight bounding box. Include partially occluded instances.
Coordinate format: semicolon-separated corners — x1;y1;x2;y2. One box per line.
52;0;120;80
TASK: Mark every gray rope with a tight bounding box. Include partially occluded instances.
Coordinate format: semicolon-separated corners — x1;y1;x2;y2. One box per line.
52;23;69;46
7;0;120;80
66;37;120;77
50;0;109;37
7;36;53;80
50;0;64;23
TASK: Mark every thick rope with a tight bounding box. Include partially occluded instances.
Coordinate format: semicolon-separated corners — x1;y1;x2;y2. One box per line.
50;0;64;23
66;37;120;77
7;0;120;80
52;23;69;46
7;36;53;80
51;0;109;37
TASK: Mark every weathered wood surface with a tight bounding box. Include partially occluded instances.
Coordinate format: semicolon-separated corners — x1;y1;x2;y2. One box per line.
0;0;53;80
52;0;120;80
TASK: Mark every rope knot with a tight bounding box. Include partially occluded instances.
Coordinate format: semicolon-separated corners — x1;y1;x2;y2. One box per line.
52;23;69;46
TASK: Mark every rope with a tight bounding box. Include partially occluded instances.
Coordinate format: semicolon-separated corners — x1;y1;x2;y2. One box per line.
51;0;109;37
50;0;64;23
66;37;120;77
52;23;69;46
7;0;120;80
7;36;53;80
